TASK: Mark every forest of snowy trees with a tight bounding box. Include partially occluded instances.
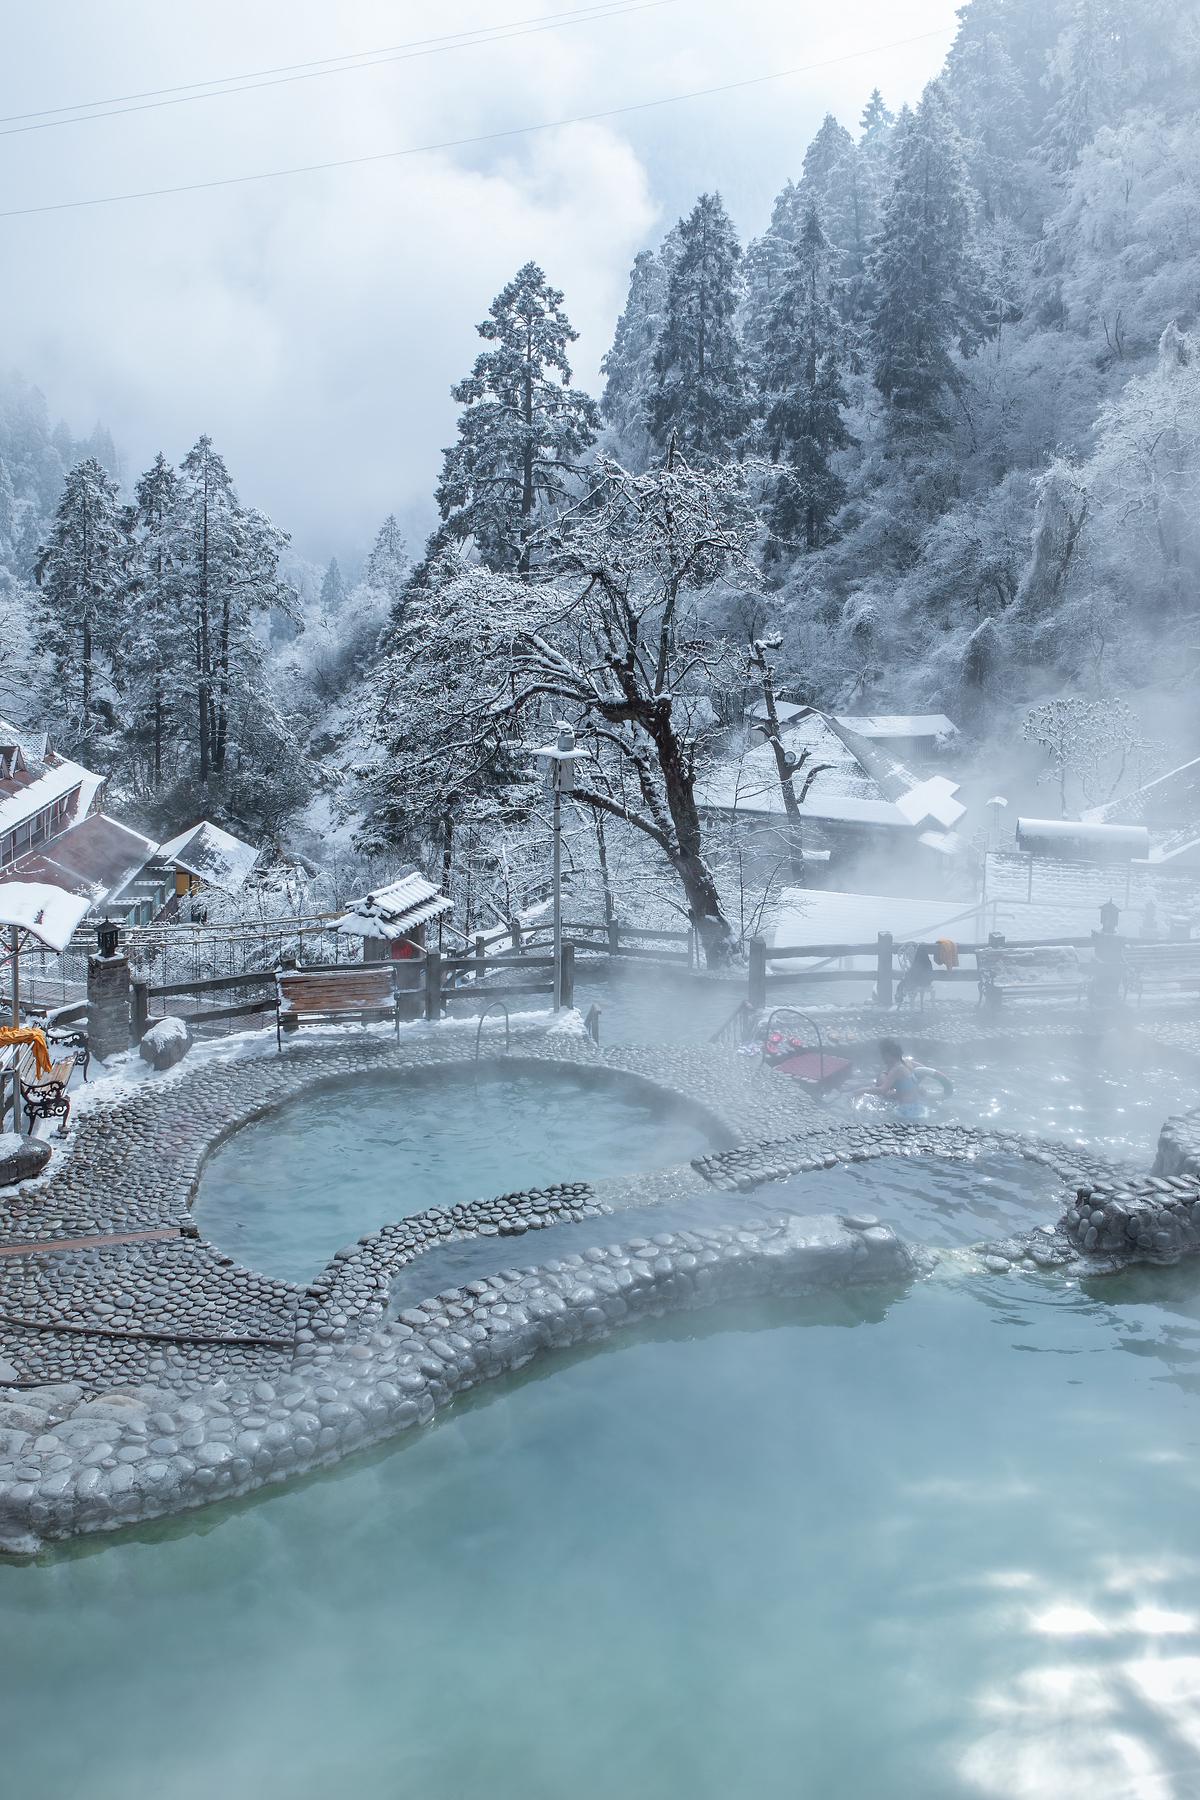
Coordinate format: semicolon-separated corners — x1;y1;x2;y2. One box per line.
3;0;1198;954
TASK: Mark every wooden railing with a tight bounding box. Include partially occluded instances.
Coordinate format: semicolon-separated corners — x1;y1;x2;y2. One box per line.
132;942;579;1035
747;930;1107;1009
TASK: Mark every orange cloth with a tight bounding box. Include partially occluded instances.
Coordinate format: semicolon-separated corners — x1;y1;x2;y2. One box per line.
0;1026;52;1079
934;938;959;971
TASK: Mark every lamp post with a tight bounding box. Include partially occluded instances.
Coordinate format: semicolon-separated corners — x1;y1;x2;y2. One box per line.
535;722;590;1010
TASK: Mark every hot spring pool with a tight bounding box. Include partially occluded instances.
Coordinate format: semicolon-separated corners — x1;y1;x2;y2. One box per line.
388;1151;1066;1307
6;1258;1200;1799
195;1066;726;1283
906;1034;1198;1159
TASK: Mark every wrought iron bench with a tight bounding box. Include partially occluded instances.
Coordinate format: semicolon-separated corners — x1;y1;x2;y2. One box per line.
0;1043;77;1137
44;1025;90;1082
275;966;402;1048
1120;942;1200;1004
977;945;1087;1009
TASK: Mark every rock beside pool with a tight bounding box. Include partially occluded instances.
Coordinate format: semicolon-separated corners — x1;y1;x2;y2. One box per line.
0;1133;51;1186
140;1017;191;1071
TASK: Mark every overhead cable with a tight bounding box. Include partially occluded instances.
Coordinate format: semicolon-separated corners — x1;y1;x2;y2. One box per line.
0;27;955;222
0;1;682;136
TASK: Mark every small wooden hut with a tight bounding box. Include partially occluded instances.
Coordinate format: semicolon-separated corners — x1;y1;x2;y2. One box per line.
334;869;452;1009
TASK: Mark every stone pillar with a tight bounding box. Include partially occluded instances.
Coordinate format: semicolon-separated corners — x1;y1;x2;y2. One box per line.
87;952;132;1062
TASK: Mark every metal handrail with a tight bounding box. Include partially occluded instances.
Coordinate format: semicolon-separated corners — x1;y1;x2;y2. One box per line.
759;1006;829;1076
473;1001;512;1061
709;999;755;1048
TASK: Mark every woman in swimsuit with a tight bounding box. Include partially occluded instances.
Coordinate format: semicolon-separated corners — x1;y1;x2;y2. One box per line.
873;1038;926;1120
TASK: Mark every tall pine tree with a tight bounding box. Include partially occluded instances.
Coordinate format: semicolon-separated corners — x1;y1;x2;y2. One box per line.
436;263;597;574
742;181;807;387
649;193;749;463
170;436;289;787
869;82;987;437
126;452;181;790
33;457;126;759
600;247;669;470
319;556;346;614
363;515;409;612
760;202;854;556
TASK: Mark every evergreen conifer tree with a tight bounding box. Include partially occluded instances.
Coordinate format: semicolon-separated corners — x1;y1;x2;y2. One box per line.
170;436;289;787
320;556;346;614
363;515;409;611
761;202;854;555
801;115;856;196
649;193;749;462
600;248;669;470
869;82;987;436
946;20;1031;220
33;457;126;758
742;181;807;385
127;452;181;790
435;262;597;574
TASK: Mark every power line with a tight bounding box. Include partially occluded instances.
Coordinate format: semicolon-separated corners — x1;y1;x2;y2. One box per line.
0;1;665;121
0;1;680;137
0;27;955;223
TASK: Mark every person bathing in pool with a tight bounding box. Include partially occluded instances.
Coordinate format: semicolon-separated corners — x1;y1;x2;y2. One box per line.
869;1038;951;1120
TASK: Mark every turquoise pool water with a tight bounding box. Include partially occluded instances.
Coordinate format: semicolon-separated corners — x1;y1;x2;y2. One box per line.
910;1035;1198;1160
195;1067;724;1283
5;1262;1200;1799
389;1152;1065;1308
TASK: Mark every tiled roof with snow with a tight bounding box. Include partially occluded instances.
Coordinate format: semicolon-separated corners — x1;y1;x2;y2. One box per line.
10;813;157;906
1015;817;1149;856
700;712;965;831
335;867;452;939
0;748;92;838
834;713;958;741
1086;756;1200;829
156;821;260;893
699;712;905;824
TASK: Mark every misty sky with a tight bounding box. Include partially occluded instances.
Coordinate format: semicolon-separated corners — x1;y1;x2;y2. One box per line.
1;0;957;566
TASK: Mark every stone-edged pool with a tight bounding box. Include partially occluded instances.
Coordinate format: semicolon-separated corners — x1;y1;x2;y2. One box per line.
195;1063;730;1283
6;1019;1200;1797
6;1257;1200;1800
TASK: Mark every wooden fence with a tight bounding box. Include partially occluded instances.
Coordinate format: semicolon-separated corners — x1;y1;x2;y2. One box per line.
747;931;1104;1009
133;942;581;1036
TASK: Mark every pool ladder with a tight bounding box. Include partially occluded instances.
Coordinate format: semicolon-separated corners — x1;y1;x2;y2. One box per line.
474;1001;512;1061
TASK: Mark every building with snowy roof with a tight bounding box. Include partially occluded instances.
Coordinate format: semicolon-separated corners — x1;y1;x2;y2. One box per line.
0;716;271;939
698;708;969;879
0;719;104;871
155;821;261;902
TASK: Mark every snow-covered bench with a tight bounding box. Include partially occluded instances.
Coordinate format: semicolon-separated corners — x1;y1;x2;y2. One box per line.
1121;942;1200;1003
977;945;1087;1009
0;1041;77;1137
275;966;402;1048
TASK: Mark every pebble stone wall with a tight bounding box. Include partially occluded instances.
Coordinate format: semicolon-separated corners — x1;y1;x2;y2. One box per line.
0;1013;1194;1553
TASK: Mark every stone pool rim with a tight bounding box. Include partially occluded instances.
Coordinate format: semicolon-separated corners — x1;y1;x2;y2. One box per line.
193;1053;739;1234
0;1023;1193;1553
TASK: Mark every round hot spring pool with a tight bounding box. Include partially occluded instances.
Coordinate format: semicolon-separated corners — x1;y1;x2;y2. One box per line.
194;1063;730;1282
